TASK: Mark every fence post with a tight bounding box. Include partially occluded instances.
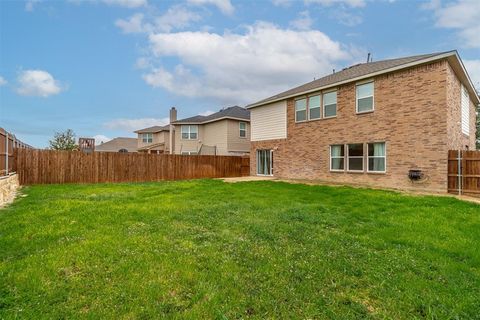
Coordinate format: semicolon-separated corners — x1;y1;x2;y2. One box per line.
5;132;8;175
457;149;462;195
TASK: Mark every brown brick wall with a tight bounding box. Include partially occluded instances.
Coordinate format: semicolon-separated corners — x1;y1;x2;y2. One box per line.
446;63;477;150
251;60;460;192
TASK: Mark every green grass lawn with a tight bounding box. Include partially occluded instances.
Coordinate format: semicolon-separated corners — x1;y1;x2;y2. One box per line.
1;180;479;319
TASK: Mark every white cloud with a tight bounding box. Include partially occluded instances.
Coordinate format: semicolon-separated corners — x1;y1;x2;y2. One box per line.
115;13;145;33
199;110;215;116
154;5;201;32
0;76;7;86
25;0;40;11
104;117;170;131
135;57;151;69
272;0;293;7
115;6;201;34
142;22;356;104
305;0;366;8
331;9;363;26
424;0;480;48
290;11;313;30
187;0;234;15
102;0;147;8
92;135;112;145
16;70;63;97
68;0;147;8
464;59;480;89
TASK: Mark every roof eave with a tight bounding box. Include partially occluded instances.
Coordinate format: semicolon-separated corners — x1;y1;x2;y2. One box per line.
246;51;472;109
172;116;250;125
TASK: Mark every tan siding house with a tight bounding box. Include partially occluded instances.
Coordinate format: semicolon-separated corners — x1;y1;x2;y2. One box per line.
134;125;172;154
247;51;479;193
172;106;250;156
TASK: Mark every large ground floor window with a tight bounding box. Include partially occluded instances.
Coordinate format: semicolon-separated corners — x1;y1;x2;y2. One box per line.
330;142;386;173
257;149;273;176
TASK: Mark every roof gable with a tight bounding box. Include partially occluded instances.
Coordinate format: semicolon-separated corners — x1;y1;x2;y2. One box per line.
173;106;250;124
134;125;170;133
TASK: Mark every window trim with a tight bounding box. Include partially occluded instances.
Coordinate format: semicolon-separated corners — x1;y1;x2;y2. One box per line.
256;149;273;176
329;144;345;172
356;80;375;114
323;89;337;119
308;94;322;120
142;133;153;143
347;143;365;172
239;122;247;138
295;97;308;123
461;84;470;136
367;142;387;173
181;125;199;140
181;151;198;155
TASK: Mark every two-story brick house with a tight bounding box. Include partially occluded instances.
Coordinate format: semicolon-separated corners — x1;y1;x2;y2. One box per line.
247;51;479;193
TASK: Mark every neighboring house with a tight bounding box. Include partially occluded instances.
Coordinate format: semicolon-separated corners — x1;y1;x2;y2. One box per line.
135;107;177;154
95;137;138;153
247;50;479;193
171;106;250;156
135;125;171;154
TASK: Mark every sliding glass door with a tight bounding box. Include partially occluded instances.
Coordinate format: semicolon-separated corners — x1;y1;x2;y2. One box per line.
257;149;273;176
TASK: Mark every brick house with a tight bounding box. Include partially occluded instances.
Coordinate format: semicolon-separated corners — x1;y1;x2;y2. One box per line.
247;51;479;193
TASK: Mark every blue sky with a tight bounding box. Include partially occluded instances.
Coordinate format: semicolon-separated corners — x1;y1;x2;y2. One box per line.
1;0;479;148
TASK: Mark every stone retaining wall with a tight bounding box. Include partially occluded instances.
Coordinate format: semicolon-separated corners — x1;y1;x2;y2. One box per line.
0;174;19;207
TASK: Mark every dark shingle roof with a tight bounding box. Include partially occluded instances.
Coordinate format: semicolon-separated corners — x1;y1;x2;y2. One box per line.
248;51;456;108
172;106;250;124
95;137;138;152
134;125;170;133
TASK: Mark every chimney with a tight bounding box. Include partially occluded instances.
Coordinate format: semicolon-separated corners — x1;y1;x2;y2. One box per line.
170;107;177;123
169;107;177;154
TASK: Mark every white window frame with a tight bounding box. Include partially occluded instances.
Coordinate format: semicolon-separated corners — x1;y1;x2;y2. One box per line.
142;133;153;143
461;84;470;136
356;80;375;114
239;122;247;138
181;151;198;155
256;149;273;176
181;125;198;140
308;94;321;120
295;97;307;122
329;144;345;172
347;143;364;172
323;89;337;119
367;142;387;173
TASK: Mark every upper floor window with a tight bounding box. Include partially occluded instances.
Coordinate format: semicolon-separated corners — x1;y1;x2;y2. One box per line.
356;81;374;113
295;98;307;122
239;122;247;138
181;125;198;140
323;91;337;118
309;95;321;120
142;133;153;143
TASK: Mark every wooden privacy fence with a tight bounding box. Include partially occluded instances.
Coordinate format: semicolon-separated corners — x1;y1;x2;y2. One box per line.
0;127;33;176
15;149;250;185
448;150;480;197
